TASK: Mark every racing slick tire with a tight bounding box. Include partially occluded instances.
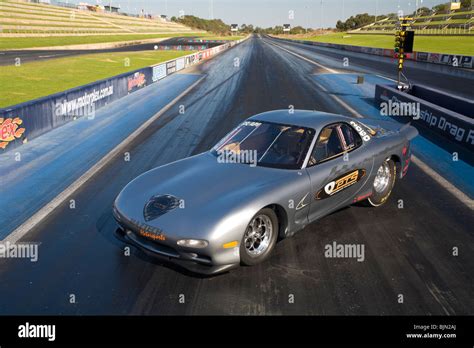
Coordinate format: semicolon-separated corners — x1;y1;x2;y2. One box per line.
367;158;396;207
240;208;278;266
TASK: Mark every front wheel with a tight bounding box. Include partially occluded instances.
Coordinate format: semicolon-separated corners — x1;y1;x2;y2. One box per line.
367;159;396;207
240;208;278;266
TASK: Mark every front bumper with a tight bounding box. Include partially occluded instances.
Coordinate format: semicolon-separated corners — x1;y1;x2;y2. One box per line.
113;207;238;275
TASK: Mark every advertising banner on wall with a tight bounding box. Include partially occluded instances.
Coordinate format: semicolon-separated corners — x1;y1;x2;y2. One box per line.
0;74;129;150
439;54;473;68
127;71;148;93
152;64;167;82
0;117;26;150
416;52;429;62
383;49;395;57
428;53;441;63
176;58;185;71
166;60;177;75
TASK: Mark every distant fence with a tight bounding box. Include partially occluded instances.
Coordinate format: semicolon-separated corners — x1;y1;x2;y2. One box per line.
154;45;209;51
274;37;474;69
0;38;247;152
351;27;474;36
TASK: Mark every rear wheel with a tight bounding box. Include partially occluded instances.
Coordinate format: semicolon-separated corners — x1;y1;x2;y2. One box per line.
367;159;396;207
240;208;278;266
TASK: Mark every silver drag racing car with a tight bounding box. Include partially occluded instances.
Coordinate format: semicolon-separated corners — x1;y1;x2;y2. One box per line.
113;110;418;275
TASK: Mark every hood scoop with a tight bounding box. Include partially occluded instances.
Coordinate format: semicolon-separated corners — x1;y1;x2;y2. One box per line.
143;194;181;222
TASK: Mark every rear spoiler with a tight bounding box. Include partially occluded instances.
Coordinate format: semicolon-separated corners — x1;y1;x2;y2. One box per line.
360;119;419;141
399;122;419;141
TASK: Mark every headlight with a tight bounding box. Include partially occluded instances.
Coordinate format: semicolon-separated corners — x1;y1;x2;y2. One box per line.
177;239;208;249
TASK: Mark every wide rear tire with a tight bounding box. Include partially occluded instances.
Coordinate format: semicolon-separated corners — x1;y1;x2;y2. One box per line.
367;159;396;207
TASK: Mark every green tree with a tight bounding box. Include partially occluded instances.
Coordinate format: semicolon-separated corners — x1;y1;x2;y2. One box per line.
432;3;449;12
290;26;306;34
416;7;431;16
461;0;472;9
335;13;377;31
172;15;230;35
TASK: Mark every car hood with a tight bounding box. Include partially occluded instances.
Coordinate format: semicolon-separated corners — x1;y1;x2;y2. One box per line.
114;152;293;230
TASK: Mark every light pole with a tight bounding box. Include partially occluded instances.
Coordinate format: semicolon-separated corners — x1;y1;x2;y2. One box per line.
342;0;345;20
304;5;308;33
375;0;378;24
305;2;311;33
320;0;323;30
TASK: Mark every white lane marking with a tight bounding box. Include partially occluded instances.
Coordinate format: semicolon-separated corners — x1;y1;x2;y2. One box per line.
313;79;364;118
38;55;59;58
265;39;363;118
273;38;402;84
375;74;398;83
3;76;206;244
265;38;364;117
269;38;364;118
411;156;473;209
266;39;339;74
267;37;472;208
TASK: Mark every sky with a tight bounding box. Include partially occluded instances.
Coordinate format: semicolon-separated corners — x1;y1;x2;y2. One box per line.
74;0;450;28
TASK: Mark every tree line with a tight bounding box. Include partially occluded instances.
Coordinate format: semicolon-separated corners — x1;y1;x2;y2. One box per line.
171;15;230;35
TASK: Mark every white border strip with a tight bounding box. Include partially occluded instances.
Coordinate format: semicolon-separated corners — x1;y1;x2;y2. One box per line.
411;156;473;209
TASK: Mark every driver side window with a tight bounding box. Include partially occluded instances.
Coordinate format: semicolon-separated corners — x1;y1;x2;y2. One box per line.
310;125;344;165
308;122;361;166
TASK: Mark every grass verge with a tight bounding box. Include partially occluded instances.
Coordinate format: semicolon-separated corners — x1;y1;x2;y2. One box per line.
0;50;193;107
280;32;474;55
0;33;202;50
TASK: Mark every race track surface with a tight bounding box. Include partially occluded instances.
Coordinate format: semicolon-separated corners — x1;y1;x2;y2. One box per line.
0;36;472;315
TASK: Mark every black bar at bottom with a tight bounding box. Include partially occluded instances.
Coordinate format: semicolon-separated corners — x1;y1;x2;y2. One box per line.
0;316;472;345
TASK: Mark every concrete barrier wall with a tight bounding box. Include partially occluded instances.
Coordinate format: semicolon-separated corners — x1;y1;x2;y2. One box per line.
274;37;474;69
375;84;474;151
411;85;474;118
0;37;247;152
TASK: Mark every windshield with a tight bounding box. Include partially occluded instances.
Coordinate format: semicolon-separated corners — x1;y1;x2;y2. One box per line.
211;121;314;169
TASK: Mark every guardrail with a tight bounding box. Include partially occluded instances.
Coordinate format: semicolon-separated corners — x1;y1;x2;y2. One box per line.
0;37;247;152
273;36;474;69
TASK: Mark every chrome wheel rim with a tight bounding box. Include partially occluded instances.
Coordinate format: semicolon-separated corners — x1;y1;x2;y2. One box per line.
373;161;391;193
244;214;273;256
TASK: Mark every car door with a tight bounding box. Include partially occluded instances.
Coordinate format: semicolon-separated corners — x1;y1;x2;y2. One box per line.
304;122;374;222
